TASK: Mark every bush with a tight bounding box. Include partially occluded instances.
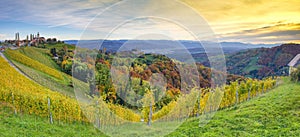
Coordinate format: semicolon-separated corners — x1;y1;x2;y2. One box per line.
291;66;300;82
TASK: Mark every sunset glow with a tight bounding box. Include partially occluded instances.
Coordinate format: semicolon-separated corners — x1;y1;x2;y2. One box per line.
0;0;299;44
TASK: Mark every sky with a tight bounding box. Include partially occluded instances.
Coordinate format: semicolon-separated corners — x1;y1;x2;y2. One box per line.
0;0;299;44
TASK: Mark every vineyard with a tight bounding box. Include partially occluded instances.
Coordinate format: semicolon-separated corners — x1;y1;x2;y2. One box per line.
18;47;60;70
0;56;83;122
4;49;64;80
193;78;277;116
150;77;277;121
0;49;277;127
7;47;75;97
0;56;139;125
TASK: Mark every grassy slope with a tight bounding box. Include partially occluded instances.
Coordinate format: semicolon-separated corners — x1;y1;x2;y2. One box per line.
4;47;86;98
18;47;61;70
44;43;76;50
243;57;260;73
11;61;75;97
168;77;300;137
0;78;299;136
0;104;104;137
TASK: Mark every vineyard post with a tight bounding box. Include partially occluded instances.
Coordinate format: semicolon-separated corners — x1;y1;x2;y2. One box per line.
96;100;100;128
235;89;239;107
197;89;201;117
148;101;152;126
209;89;214;113
256;82;259;96
11;92;17;115
247;82;252;101
48;97;53;124
262;84;264;94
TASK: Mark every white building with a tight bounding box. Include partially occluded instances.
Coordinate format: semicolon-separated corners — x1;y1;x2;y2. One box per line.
288;54;300;75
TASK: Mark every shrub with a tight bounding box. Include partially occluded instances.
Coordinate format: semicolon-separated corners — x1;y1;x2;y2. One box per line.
291;66;300;82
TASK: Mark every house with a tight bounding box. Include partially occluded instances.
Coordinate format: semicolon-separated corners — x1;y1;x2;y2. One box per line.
288;54;300;75
0;46;5;52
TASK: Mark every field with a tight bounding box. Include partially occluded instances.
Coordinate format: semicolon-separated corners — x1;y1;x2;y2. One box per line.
11;60;75;97
4;47;79;97
0;47;299;136
0;77;299;136
0;55;141;125
18;47;61;70
1;0;299;136
0;56;87;122
0;104;103;137
4;49;64;80
168;77;300;136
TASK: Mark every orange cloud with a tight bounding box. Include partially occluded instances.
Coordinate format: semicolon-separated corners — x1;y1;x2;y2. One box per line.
180;0;300;43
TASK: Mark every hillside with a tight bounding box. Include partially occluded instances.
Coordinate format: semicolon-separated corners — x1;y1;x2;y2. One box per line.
226;43;300;79
0;104;103;137
3;45;245;101
3;44;90;98
0;45;298;136
4;48;75;97
18;47;61;70
168;77;300;136
0;77;299;136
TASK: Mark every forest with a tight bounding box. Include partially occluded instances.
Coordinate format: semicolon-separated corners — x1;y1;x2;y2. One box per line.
226;43;300;79
42;44;278;122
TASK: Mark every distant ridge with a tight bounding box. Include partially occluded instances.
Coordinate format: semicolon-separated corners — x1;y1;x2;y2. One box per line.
226;43;300;79
64;40;279;54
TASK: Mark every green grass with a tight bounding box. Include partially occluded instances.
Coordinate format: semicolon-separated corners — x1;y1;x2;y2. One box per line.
243;57;262;73
0;103;104;137
44;43;75;50
18;47;61;70
4;49;64;80
4;47;89;98
0;77;299;136
11;60;75;97
167;77;300;136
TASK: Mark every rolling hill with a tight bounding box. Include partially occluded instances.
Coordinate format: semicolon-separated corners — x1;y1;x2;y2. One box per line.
4;48;75;97
0;77;299;136
168;77;300;136
226;43;300;79
0;44;299;136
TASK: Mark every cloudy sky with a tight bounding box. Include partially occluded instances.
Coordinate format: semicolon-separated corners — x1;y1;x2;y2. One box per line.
0;0;299;44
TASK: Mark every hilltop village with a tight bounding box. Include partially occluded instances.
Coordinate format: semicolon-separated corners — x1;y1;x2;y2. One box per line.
0;32;62;51
0;32;71;75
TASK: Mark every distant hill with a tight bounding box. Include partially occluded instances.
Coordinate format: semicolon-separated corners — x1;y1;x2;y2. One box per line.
64;40;278;54
65;40;279;69
65;40;300;79
226;43;300;79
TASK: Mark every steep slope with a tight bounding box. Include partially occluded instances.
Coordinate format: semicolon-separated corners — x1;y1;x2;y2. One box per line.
4;49;64;80
226;43;300;79
1;77;299;136
18;47;61;70
4;49;75;97
0;104;104;137
168;77;300;136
